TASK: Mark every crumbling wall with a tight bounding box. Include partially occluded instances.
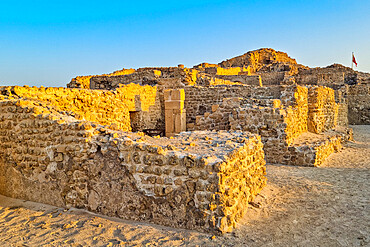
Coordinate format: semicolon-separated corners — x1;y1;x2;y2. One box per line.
286;128;353;167
0;98;266;233
295;71;345;85
187;84;353;166
348;84;370;124
192;85;308;143
307;86;338;133
67;68;136;89
184;85;281;128
0;84;162;132
258;72;286;85
90;70;162;90
333;85;349;127
214;75;262;86
205;67;249;76
193;98;244;131
279;85;309;143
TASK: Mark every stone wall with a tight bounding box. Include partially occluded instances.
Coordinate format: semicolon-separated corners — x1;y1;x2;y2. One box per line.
0;98;266;233
0;84;162;132
189;84;352;167
67;68;136;89
215;75;262;86
205;67;250;76
257;72;286;85
295;71;345;85
192;85;309;164
334;85;349;127
307;86;338;133
90;70;162;90
184;85;281;127
286;128;353;167
348;84;370;124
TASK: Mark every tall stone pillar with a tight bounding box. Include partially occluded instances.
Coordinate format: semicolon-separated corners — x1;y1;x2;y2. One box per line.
164;89;186;137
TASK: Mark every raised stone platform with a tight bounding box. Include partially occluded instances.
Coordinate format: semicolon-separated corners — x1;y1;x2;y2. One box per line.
0;98;266;233
286;127;353;167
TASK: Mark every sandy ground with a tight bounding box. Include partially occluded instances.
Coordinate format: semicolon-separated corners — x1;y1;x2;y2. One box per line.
0;125;369;246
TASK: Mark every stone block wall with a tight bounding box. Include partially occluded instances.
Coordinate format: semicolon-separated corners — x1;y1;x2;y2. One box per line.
204;67;249;76
0;98;266;233
90;70;162;90
334;85;349;127
136;67;198;86
196;75;243;86
184;85;281;127
295;71;345;85
193;85;308;144
307;86;338;133
228;100;302;164
0;84;162;132
257;72;285;85
192;97;244;131
67;68;136;89
215;75;262;86
193;85;308;164
286;127;353;167
279;85;309;143
348;84;370;124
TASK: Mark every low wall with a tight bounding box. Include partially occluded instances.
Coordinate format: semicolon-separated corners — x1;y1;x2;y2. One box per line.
0;84;162;132
286;127;353;167
0;98;266;233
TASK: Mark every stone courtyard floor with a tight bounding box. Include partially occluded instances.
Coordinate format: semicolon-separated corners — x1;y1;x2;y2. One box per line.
0;126;369;246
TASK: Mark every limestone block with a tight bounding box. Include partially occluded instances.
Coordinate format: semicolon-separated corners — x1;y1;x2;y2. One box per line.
165;100;184;110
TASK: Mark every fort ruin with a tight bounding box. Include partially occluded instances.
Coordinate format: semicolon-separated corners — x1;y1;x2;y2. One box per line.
0;48;369;233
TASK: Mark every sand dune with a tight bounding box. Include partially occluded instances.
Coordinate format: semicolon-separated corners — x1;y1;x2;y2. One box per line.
0;125;369;246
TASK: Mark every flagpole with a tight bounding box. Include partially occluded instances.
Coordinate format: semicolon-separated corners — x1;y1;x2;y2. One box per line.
351;52;354;70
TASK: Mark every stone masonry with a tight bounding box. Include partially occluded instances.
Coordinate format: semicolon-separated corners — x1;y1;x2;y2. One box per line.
1;47;368;234
0;92;266;233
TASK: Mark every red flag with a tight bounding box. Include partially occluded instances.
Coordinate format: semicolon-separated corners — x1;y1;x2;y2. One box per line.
352;54;358;67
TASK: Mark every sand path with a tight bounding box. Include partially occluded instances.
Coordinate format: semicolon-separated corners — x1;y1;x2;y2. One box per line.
0;125;369;246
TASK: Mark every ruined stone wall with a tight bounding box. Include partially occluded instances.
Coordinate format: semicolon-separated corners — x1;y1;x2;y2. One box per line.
191;84;354;167
348;84;370;124
190;85;306;163
205;67;249;76
295;71;345;85
257;72;285;85
137;67;198;86
184;85;281;127
229;101;289;164
0;98;266;233
192;85;309;164
90;70;162;90
0;84;161;132
214;75;262;86
286;127;353;167
67;68;136;89
307;86;338;133
333;85;349;127
192;98;244;131
201;76;243;86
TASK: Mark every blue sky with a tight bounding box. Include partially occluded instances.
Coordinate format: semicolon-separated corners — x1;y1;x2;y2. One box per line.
0;0;369;87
